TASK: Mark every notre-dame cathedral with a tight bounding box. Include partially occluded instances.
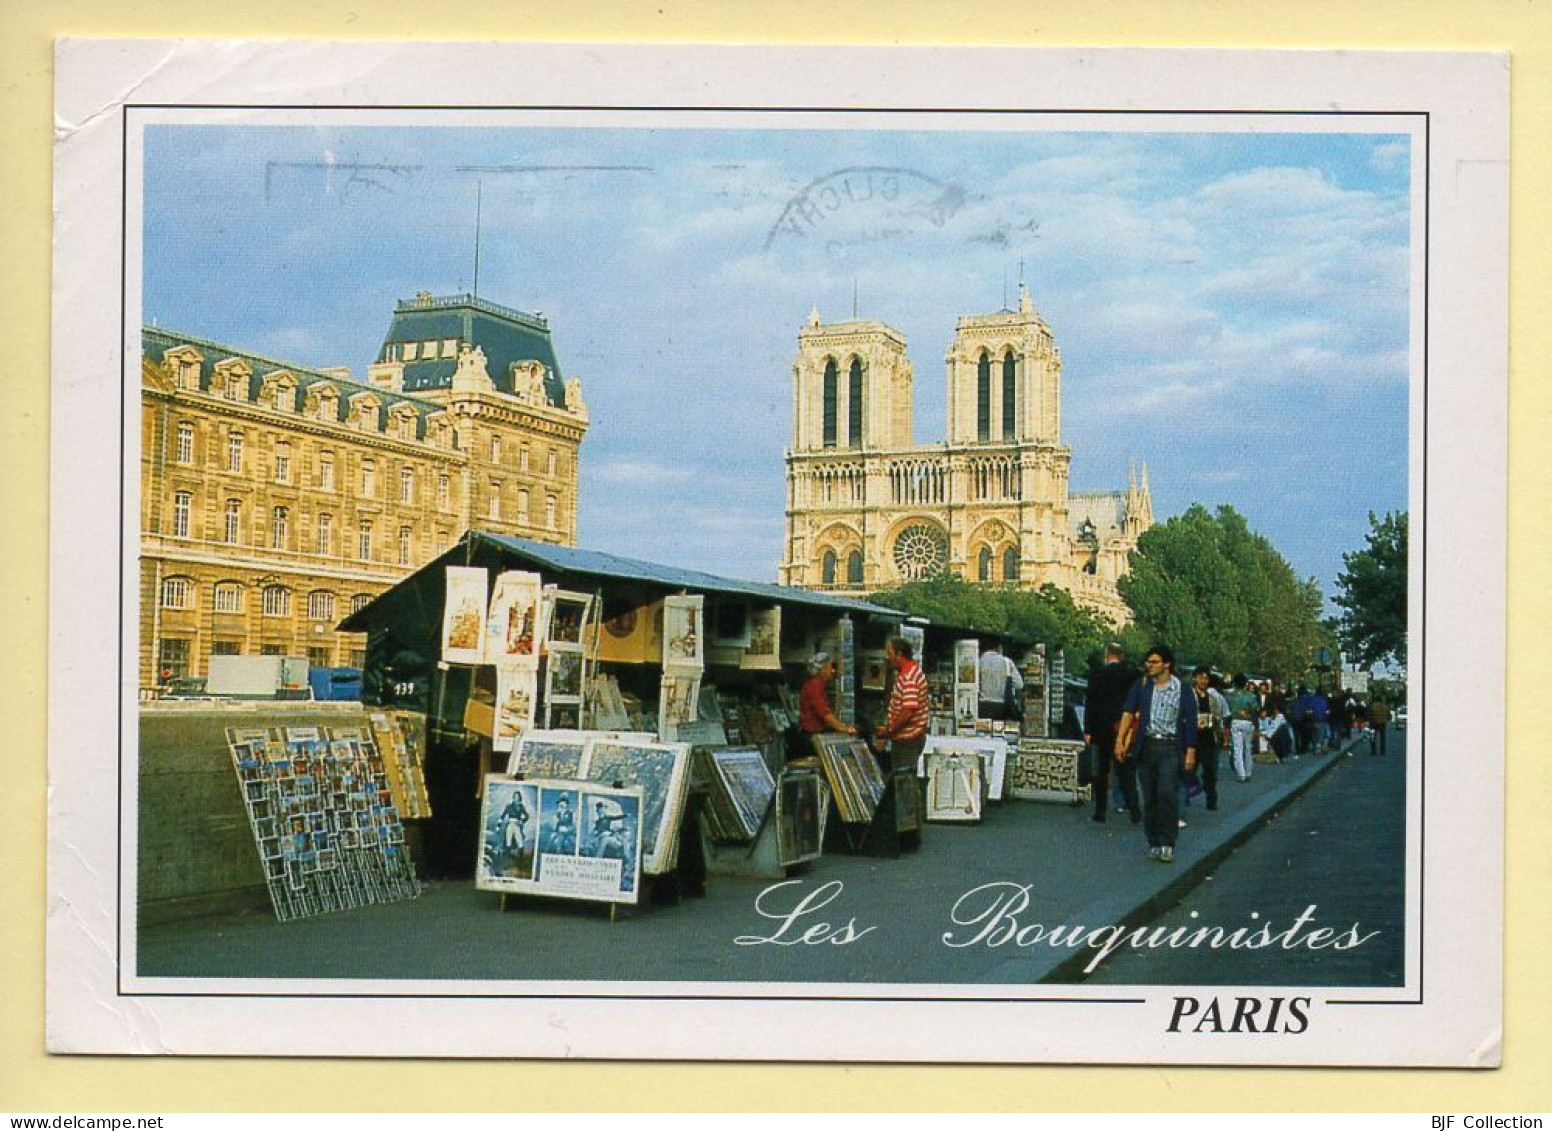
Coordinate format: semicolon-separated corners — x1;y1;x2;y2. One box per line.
778;284;1152;624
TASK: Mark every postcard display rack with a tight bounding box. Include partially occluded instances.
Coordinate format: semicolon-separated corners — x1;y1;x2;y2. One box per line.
226;725;421;921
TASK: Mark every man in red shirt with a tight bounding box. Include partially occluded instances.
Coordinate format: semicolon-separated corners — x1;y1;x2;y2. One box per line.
799;652;856;738
875;635;930;772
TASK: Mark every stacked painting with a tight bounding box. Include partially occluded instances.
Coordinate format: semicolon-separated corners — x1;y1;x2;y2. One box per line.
226;725;420;921
697;747;776;843
811;733;887;825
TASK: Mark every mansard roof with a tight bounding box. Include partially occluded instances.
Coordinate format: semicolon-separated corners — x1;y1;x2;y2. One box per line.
142;326;445;438
378;292;566;406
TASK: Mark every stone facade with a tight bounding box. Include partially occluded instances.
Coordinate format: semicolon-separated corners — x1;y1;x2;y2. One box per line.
779;285;1151;622
140;292;588;689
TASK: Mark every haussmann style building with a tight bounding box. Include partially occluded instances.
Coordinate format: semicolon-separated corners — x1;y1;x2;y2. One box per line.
139;291;589;689
779;284;1152;623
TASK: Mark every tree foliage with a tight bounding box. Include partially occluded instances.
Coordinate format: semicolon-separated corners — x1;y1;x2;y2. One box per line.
868;573;1112;671
1334;510;1408;669
1117;504;1330;679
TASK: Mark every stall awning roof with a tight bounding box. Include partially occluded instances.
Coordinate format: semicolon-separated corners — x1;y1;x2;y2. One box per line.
338;530;906;632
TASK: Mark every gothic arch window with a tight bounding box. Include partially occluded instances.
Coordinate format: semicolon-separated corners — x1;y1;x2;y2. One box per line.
848;357;864;448
1002;350;1017;440
978;546;993;582
1003;546;1020;583
846;550;863;585
822;358;838;448
977;351;992;441
892;522;948;581
821;550;837;586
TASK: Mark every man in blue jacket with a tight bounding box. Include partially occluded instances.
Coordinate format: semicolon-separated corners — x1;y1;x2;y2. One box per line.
1115;645;1198;864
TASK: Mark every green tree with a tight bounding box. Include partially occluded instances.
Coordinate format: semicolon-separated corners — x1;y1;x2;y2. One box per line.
868;573;1110;670
1118;504;1328;680
1334;511;1408;669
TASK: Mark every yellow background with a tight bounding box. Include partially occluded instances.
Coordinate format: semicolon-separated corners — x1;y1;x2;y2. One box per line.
3;0;1546;1113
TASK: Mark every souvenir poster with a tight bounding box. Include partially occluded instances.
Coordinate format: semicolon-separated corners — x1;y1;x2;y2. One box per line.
860;650;888;692
738;606;781;670
508;730;589;779
662;594;704;670
476;776;641;905
493;666;538;754
440;566;489;665
47;40;1509;1071
837;615;856;725
923;734;1009;802
588;672;630;730
579;737;692;875
776;767;828;866
711;599;751;648
484;570;543;669
543;589;593;728
925;749;985;823
545;589;590;648
657;670;701;741
953;639;980;726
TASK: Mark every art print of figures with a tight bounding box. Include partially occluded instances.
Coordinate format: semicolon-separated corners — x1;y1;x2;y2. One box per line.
739;606;781;670
480;779;538;882
548;650;583;699
508;731;588;779
954;639;980;688
474;778;641;904
925;751;984;822
493;667;538;754
441;566;490;665
657;672;701;740
776;768;827;866
546;592;590;647
538;789;579;857
662;594;704;669
581;739;691;875
485;570;543;669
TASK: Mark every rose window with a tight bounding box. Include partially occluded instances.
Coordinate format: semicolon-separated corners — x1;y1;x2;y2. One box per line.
892;523;948;580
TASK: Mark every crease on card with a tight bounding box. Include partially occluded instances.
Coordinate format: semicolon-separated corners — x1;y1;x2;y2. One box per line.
53;42;179;145
1467;1026;1502;1067
47;882;173;1054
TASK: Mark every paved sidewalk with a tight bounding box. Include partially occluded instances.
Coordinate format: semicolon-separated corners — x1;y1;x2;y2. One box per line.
138;734;1392;986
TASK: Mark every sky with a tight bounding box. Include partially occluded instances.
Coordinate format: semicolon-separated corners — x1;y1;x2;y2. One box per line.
142;120;1412;606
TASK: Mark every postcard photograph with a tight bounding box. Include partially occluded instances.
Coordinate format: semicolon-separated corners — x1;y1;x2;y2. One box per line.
48;42;1504;1064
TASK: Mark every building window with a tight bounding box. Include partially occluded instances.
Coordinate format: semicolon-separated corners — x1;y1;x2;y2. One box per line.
546;448;557;477
159;577;194;610
171;491;192;538
443;338;458;357
270;506;289;550
348;647;367;668
403;341;419;361
517;489;530;524
1002;351;1017;440
157;638;191;681
223;498;241;544
545;495;557;529
315;513;333;556
399;466;415;503
490;436;502;463
822;358;838;448
437;474;450;510
519;445;530;472
261;585;291;617
277;384;296;413
175;422;194;464
1003;546;1020;583
488;483;502;521
892;522;949;581
274;443;291;483
226;373;245;400
213;582;244;614
361;460;376;496
821;550;837;586
319;453;335;491
317;394;337;423
846;550;864;585
358;520;373;561
977;352;991;441
978;546;993;582
397;414;416;441
350;594;371;615
307;591;336;621
260;643;284;656
848;358;864;448
211;639;241;657
397;526;413;566
308;646;332;668
176;358;199;391
226;431;244;473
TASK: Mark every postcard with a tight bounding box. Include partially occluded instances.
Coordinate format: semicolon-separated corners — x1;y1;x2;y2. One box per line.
48;40;1505;1064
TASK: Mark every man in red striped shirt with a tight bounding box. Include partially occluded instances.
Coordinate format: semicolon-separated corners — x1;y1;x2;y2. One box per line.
875;635;930;772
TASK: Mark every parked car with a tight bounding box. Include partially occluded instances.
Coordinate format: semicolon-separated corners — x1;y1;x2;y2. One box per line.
1394;704;1409;729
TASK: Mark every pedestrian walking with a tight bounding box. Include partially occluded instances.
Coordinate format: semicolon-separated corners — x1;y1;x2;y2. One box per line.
1084;643;1141;824
1227;674;1259;781
1191;667;1229;810
1116;646;1197;864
